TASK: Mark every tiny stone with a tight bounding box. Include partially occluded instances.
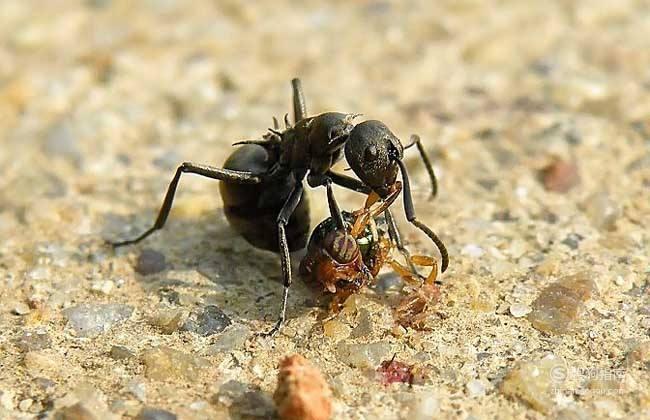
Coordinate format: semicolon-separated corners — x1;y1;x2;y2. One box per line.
56;402;96;420
350;308;373;338
135;249;166;275
141;346;206;382
63;303;134;337
539;159;580;193
183;305;231;336
209;324;250;353
528;272;597;334
214;380;248;407
403;392;440;420
19;398;33;411
127;378;146;402
500;354;565;413
461;244;484;258
583;192;621;231
110;345;135;360
509;303;532;318
135;407;177;420
90;280;114;295
23;350;63;377
323;319;351;339
149;308;188;334
466;379;486;397
15;330;52;352
12;302;31;315
337;341;392;369
561;233;583;250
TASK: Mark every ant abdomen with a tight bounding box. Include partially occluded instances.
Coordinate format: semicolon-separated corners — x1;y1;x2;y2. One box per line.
219;144;310;252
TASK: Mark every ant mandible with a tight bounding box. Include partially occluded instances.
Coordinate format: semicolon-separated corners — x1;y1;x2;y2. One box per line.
110;79;447;336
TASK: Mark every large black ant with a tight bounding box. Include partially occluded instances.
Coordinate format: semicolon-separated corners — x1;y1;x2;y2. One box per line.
110;79;448;335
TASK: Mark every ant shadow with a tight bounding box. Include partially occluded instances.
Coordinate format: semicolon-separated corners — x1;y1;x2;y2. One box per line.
102;208;323;327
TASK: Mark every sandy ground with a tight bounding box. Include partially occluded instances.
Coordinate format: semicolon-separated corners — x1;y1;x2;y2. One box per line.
0;1;649;419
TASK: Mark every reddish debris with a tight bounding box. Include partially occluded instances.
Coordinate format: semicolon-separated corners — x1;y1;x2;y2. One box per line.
274;354;332;420
377;356;414;385
539;158;580;193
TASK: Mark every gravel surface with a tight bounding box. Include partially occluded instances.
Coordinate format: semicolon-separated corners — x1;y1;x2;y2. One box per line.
1;1;648;419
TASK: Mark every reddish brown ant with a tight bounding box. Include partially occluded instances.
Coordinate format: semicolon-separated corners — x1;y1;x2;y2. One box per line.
300;197;439;313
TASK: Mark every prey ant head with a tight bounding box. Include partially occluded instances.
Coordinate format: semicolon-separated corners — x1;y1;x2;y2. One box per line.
345;120;404;197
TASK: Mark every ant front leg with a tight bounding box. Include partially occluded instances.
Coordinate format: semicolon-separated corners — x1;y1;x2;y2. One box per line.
263;174;306;337
110;162;261;247
404;134;438;198
394;159;449;272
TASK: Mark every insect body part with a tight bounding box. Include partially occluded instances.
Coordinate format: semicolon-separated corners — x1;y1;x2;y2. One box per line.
344;120;449;273
300;206;438;312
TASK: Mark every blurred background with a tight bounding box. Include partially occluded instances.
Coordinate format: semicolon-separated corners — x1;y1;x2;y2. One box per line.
0;1;648;418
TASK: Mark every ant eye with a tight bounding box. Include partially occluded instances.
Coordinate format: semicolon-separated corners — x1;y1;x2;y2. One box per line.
364;145;379;161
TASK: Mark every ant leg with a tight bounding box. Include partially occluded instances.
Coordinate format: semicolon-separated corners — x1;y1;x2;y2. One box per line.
404;134;438;198
395;159;449;272
264;179;305;337
291;78;307;123
110;162;261;247
384;209;418;274
326;170;372;194
324;179;346;230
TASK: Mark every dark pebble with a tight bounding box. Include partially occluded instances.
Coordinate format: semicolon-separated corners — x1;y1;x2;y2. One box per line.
136;408;177;420
184;305;231;336
561;233;584;250
539;159;580;193
136;249;166;275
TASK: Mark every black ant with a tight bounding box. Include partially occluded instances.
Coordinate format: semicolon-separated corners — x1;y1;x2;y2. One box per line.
109;79;447;335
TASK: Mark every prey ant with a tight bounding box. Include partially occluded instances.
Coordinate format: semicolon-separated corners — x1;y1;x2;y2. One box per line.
110;78;448;336
300;198;439;313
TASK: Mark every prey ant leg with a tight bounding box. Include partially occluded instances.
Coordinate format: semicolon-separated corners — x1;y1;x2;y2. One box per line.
110;162;261;247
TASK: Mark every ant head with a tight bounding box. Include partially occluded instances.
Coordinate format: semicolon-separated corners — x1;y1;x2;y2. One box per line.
345;120;404;197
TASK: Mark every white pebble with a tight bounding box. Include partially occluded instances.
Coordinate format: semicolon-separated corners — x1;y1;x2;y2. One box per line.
461;244;485;258
509;303;532;318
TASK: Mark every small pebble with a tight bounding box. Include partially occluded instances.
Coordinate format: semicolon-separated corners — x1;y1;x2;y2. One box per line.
18;398;33;411
135;249;167;275
135;407;177;420
110;345;135;360
90;280;114;295
509;303;532;318
583;191;621;231
461;244;485;258
350;308;373;338
55;403;96;420
15;330;51;352
209;324;250;353
337;341;392;368
274;354;332;420
500;354;565;413
183;305;231;336
63;303;133;337
12;302;31;315
141;346;206;382
539;158;580;193
322;319;351;339
23;350;63;377
403;392;440;420
149;308;188;334
528;272;596;334
466;379;486;397
127;378;146;402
